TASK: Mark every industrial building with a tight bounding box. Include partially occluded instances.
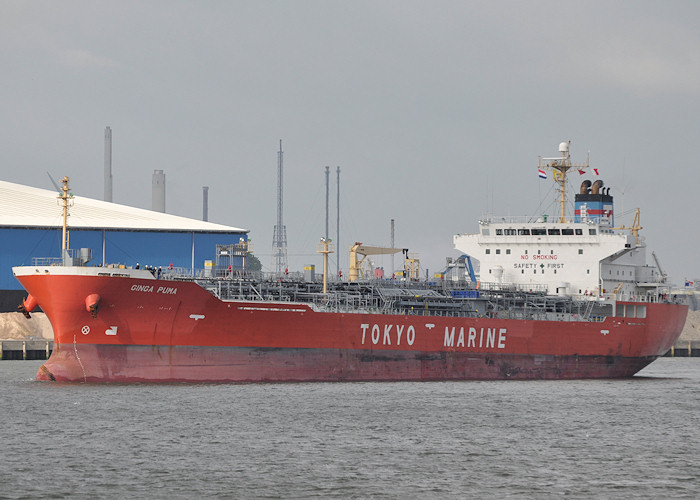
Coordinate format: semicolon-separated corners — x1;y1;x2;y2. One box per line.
0;180;248;311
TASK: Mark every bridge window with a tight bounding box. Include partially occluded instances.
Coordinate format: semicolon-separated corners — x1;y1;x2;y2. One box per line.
496;229;503;235
518;229;530;235
562;228;574;235
579;249;583;254
548;229;561;235
576;229;583;235
485;249;490;254
589;229;597;235
531;228;546;235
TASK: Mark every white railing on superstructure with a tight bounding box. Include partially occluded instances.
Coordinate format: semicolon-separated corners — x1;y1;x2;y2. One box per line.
477;215;597;225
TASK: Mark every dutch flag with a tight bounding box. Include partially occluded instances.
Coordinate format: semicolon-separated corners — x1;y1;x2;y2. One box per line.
538;168;547;179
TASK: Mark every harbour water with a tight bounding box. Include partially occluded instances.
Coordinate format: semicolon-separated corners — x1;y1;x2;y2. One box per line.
1;359;699;499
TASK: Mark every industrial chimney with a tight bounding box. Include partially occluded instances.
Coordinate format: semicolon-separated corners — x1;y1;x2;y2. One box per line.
203;186;209;222
152;169;165;212
104;127;112;202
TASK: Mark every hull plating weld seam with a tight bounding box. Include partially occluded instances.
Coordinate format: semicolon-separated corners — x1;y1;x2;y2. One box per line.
73;333;87;383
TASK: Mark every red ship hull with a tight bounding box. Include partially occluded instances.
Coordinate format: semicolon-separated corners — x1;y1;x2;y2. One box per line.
15;271;688;383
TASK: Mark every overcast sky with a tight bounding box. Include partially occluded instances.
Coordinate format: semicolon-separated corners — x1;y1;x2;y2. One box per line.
2;1;699;283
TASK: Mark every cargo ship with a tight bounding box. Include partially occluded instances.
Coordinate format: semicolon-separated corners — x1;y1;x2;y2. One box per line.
13;144;688;382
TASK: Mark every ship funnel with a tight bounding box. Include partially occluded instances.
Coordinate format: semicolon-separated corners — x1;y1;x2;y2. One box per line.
591;179;604;195
575;178;613;227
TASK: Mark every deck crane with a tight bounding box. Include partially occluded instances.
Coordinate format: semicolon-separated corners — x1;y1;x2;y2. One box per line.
651;251;668;283
348;243;404;282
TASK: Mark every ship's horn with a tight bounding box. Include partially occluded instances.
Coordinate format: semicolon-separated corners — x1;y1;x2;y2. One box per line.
17;294;38;319
591;179;604;194
85;294;101;319
580;180;592;194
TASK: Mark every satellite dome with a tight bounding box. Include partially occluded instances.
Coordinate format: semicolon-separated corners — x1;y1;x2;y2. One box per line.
559;142;569;153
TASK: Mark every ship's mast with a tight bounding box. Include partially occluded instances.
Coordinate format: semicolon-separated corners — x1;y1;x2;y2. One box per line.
317;238;334;294
539;141;589;222
58;176;74;257
555;143;570;223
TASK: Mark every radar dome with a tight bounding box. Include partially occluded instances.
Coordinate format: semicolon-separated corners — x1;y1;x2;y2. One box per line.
559;142;569;153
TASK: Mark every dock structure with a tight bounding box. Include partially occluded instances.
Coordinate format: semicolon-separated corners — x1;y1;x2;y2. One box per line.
665;340;700;358
0;340;53;360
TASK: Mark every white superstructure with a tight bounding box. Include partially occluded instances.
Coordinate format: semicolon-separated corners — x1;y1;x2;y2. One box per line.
454;142;665;301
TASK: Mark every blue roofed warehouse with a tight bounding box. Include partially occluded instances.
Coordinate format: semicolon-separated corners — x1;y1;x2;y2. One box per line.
0;180;248;312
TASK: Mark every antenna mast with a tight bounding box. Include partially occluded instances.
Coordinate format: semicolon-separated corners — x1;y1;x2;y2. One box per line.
272;140;288;275
319;166;335;291
539;141;589;222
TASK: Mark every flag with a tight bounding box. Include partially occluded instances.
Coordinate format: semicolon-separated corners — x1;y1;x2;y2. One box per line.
578;169;586;175
593;168;599;175
686;281;694;287
538;168;546;179
553;170;562;181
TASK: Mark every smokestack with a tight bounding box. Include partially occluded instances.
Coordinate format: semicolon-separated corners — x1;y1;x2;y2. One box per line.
336;166;340;278
104;127;112;202
202;186;209;222
152;169;165;213
391;218;395;275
